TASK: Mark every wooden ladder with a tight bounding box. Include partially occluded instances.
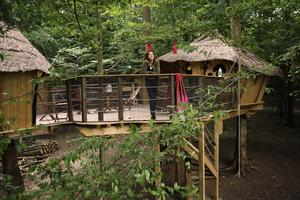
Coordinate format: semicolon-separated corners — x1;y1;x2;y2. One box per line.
181;120;222;200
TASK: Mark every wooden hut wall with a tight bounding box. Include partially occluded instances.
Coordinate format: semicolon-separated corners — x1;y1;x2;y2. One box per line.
0;72;34;131
240;75;268;105
191;60;234;76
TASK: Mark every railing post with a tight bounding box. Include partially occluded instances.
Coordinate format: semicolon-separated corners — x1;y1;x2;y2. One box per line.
66;80;73;121
170;75;175;115
98;77;104;121
118;76;123;121
81;77;87;122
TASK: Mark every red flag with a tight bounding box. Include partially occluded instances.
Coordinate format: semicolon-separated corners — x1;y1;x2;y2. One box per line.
172;41;177;54
146;43;153;52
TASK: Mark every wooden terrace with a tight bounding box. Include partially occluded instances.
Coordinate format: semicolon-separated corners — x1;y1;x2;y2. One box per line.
35;74;237;127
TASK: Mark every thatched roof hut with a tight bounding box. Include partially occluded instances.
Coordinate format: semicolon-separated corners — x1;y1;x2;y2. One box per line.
0;26;50;132
159;32;282;77
0;27;50;73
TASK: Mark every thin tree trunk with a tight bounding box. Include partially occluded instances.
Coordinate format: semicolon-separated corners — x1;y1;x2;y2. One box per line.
143;6;151;36
286;66;295;127
230;0;241;45
230;0;247;176
143;6;151;50
96;1;104;75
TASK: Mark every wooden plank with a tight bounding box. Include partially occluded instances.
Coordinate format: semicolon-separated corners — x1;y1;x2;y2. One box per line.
66;80;74;121
256;76;269;103
182;138;217;178
81;77;87;122
79;125;151;136
118;77;124;121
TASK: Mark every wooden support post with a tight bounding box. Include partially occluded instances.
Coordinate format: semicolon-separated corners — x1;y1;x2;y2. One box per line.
66;80;74;121
155;140;161;200
2;139;24;193
199;123;205;200
213;120;222;200
239;115;248;176
170;75;175;115
81;77;87;122
98;78;104;121
118;76;123;121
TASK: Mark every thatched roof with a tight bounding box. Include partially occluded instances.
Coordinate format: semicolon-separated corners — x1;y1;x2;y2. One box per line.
159;32;282;77
0;26;50;73
159;49;193;62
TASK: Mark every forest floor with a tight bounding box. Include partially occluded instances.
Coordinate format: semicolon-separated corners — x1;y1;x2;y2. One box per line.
23;110;300;200
219;110;300;200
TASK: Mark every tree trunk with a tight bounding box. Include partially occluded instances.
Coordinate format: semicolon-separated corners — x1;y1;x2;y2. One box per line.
230;0;241;45
2;139;24;193
233;115;248;176
143;6;151;50
96;1;104;75
143;6;151;36
286;66;295;127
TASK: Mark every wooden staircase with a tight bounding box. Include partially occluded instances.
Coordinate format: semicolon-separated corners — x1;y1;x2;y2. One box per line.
181;120;222;200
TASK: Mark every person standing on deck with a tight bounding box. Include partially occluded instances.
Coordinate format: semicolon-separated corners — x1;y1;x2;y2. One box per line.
143;51;160;120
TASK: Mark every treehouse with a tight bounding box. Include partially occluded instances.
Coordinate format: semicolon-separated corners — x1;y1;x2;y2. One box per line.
0;27;50;132
159;32;283;112
0;31;283;200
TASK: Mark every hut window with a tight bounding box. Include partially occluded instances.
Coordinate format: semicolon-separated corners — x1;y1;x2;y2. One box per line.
213;64;226;77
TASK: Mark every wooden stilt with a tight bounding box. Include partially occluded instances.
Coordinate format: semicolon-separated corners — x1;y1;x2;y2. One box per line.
213;120;222;200
240;115;248;176
199;124;205;200
155;139;161;200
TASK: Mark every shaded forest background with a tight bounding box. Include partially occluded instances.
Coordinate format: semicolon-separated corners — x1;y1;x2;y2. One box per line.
1;0;299;125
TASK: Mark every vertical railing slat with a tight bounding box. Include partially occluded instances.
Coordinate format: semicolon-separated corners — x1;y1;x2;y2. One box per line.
170;75;175;115
81;77;87;122
98;77;104;121
118;76;123;121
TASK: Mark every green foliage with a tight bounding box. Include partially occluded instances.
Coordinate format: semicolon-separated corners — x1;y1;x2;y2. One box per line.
50;47;97;79
7;107;204;200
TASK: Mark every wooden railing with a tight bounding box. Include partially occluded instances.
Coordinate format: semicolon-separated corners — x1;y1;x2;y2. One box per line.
35;74;237;125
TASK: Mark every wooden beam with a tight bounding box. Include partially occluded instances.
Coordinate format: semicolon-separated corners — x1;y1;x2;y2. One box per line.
79;125;151;137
